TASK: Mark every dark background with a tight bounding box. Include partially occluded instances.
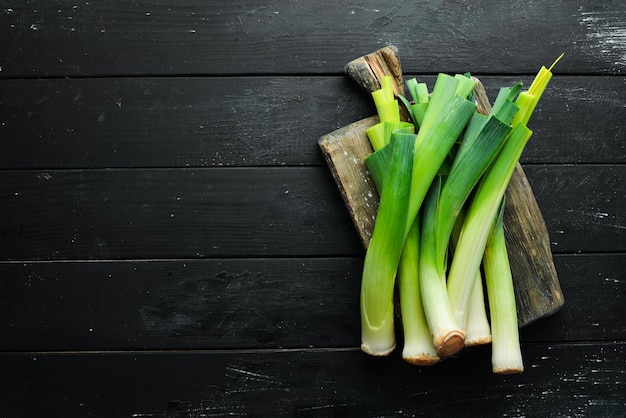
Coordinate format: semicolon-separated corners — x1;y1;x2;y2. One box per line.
0;1;624;416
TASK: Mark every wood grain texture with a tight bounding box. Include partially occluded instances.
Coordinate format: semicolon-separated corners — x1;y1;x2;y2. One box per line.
343;45;411;122
527;164;625;253
0;258;362;351
0;76;622;169
0;167;361;260
344;45;404;97
0;343;623;417
318;116;379;247
0;254;622;352
520;253;625;343
1;1;624;77
0;76;373;169
503;163;563;325
0;166;622;261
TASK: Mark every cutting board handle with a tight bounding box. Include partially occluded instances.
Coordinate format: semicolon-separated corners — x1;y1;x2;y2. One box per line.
344;45;410;122
344;45;404;98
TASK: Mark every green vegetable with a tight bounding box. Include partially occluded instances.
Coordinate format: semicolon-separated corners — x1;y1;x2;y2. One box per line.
399;78;430;127
434;113;514;269
371;75;400;125
463;272;492;346
449;207;491;347
406;74;476;236
483;201;524;374
447;54;560;333
360;130;416;356
354;56;560;372
361;75;475;356
419;176;465;356
398;217;439;365
446;122;533;331
366;75;413;152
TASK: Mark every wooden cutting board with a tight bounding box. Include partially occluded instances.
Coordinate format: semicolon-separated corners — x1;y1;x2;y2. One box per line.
319;46;564;327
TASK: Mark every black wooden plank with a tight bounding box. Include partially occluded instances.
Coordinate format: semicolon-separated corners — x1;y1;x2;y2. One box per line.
0;258;362;351
0;76;623;169
0;254;622;352
1;1;624;77
0;167;361;260
0;343;623;417
526;164;625;253
0;165;623;261
0;76;373;169
520;253;626;343
479;75;626;165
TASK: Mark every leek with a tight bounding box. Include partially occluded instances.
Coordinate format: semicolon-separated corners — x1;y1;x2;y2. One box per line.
360;130;416;355
447;123;533;331
398;217;439;365
435;83;522;269
484;201;524;374
364;146;389;192
512;54;563;127
464;273;492;346
371;75;400;125
365;129;438;363
415;73;474;138
449;208;491;347
419;176;465;356
365;140;437;362
418;84;520;348
434;115;513;269
406;80;476;235
355;58;561;366
399;78;430;127
366;76;413;151
447;55;560;332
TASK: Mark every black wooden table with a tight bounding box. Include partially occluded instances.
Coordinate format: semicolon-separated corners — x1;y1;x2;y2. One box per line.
1;1;624;416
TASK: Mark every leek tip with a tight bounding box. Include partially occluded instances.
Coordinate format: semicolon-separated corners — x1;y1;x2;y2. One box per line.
548;53;565;72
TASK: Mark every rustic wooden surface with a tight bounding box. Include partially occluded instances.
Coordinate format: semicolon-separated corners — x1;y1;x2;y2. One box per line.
0;1;624;416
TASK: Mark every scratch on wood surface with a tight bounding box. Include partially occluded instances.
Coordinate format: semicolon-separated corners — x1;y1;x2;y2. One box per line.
225;366;280;386
298;401;358;413
579;9;626;72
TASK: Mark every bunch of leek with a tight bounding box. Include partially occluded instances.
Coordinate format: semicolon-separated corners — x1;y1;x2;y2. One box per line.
359;56;562;373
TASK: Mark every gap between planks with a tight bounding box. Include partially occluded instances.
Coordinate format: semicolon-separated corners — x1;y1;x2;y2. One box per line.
2;340;624;356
